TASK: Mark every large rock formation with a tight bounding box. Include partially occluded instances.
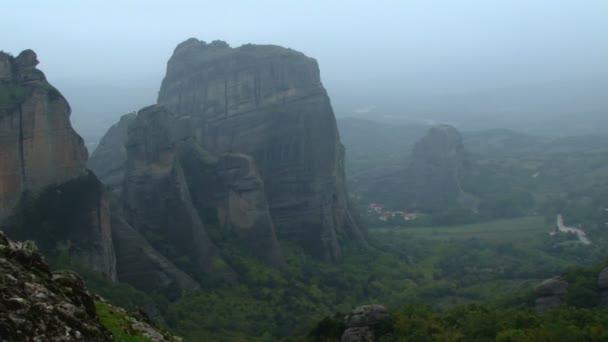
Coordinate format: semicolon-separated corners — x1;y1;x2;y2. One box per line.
0;50;88;220
122;105;233;278
0;50;116;279
122;105;284;277
88;112;136;192
406;124;475;210
157;38;366;260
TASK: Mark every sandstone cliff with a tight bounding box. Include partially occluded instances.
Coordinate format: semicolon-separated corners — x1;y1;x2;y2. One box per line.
0;50;88;220
0;50;116;279
157;38;366;260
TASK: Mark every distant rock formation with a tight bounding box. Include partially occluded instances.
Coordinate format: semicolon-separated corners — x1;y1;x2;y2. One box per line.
361;124;476;212
341;305;390;342
0;50;115;279
88;112;136;192
408;125;471;209
535;276;569;312
122;105;284;275
157;38;366;260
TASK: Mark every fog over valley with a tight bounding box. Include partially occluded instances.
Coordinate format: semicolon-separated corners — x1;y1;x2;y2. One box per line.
3;0;608;146
3;1;608;341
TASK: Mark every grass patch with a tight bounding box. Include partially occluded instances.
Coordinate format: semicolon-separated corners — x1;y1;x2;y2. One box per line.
95;301;152;342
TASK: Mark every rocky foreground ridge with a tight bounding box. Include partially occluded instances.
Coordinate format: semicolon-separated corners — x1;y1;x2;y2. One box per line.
0;231;178;342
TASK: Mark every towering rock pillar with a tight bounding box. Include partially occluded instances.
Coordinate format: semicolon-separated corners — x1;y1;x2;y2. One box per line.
0;50;115;279
157;38;366;260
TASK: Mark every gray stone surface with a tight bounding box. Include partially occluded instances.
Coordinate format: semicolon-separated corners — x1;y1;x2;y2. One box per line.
88;112;136;192
122;105;233;278
341;305;390;342
0;50;115;280
157;38;367;260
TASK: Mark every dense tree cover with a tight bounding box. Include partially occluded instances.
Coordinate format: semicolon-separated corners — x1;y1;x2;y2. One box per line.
50;214;608;340
308;305;608;341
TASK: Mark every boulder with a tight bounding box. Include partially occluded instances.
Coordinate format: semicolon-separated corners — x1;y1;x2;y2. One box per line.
535;276;569;312
341;305;390;342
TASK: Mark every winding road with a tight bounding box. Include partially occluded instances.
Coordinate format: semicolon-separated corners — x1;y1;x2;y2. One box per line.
556;214;591;245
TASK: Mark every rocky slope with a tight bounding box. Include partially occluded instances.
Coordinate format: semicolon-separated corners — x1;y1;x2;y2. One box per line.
0;50;115;279
156;38;366;260
0;231;180;342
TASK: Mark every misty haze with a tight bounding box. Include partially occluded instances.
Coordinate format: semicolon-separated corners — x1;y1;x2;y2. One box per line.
1;1;608;341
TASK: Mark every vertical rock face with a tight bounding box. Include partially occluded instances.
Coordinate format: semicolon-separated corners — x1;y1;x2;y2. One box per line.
0;50;88;220
178;146;285;267
122;105;285;276
88;112;136;192
122;105;231;277
157;38;366;260
408;124;469;209
0;50;115;280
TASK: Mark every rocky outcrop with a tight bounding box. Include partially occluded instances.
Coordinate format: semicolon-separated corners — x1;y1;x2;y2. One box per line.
0;231;181;341
0;50;88;220
535;276;569;312
341;305;390;342
88;112;136;192
0;231;114;341
157;38;366;260
0;50;115;280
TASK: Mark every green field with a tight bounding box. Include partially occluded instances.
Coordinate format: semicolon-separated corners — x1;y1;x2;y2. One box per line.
372;216;553;241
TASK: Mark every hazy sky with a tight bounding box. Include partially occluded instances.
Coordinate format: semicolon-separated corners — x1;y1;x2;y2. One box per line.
3;0;608;131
